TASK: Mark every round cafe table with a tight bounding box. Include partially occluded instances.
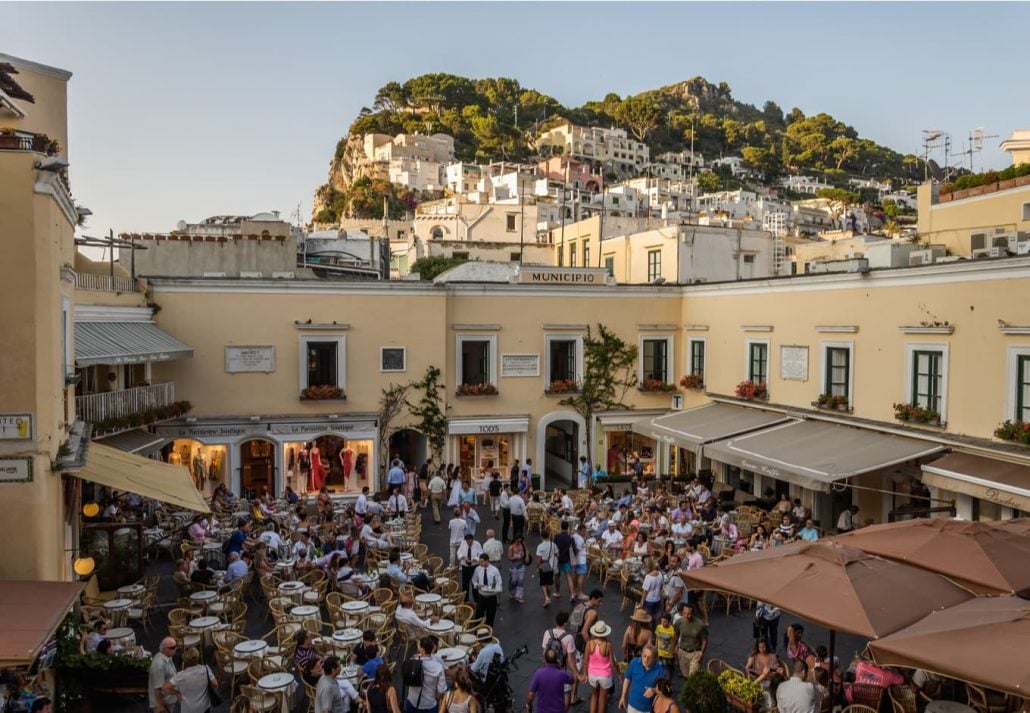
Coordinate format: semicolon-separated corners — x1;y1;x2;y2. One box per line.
277;581;306;604
189;616;221;646
103;598;133;626
415;592;442;615
437;647;467;669
341;600;369;612
189;589;218;613
290;605;321;624
258;671;296;713
336;664;361;685
926;703;976;713
234;639;269;659
429;618;456;644
117;583;145;598
104;627;136;649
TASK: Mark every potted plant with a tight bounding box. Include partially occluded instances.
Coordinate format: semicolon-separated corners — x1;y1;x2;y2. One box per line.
681;670;726;713
718;670;764;713
735;380;768;401
546;378;580;394
639;378;677;393
301;384;345;400
815;393;849;410
893;402;940;425
679;373;705;390
995;420;1030;445
456;382;498;396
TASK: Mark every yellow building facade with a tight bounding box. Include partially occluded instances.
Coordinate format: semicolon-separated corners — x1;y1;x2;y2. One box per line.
917;179;1030;257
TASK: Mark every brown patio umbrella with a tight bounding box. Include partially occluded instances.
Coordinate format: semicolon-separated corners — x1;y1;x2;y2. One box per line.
680;540;974;639
993;517;1030;537
868;595;1030;696
835;518;1030;595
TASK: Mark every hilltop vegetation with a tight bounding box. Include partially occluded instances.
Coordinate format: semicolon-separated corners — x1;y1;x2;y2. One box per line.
315;73;925;222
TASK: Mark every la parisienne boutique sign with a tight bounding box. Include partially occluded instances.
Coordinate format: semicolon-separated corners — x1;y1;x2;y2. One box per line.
518;268;609;285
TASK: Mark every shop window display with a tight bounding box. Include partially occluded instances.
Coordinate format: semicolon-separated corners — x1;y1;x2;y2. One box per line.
458;434;511;483
284;436;371;494
605;431;656;477
163;439;226;496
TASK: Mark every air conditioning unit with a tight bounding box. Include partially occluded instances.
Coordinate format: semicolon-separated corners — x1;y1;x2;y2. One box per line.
988;246;1009;258
992;235;1011;248
971;248;993;259
1017;242;1030;255
908;250;935;266
202;271;226;278
935;256;964;263
970;232;987;251
271;271;295;279
240;271;263;278
1007;232;1029;252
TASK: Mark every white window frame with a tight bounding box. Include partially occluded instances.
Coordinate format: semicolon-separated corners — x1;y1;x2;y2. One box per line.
638;334;674;384
299;334;346;391
1005;345;1030;421
456;334;498;387
544;334;584;384
379;346;407;373
819;340;854;401
686;336;707;378
744;338;771;383
903;342;949;421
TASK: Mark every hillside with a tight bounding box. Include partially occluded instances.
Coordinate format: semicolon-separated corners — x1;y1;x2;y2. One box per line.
314;73;925;222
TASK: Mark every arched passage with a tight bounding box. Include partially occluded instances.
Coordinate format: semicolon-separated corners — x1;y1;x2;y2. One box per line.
535;410;588;491
389;428;428;472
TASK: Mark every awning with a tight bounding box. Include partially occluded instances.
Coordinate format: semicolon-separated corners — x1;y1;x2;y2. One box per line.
96;429;167;456
631;402;792;454
75;321;193;365
705;420;946;492
0;580;84;667
921;452;1030;513
74;442;210;513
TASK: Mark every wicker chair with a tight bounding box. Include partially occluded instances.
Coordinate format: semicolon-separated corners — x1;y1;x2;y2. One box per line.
966;684;1010;713
848;683;886;712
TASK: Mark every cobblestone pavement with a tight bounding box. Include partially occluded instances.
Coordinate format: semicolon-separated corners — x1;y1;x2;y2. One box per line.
109;504;867;711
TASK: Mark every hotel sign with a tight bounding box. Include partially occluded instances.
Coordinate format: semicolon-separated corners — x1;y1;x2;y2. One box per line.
225;346;276;373
0;457;33;483
518;268;608;285
0;414;32;440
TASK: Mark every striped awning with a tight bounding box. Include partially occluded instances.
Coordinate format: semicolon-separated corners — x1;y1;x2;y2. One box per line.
96;429;167;456
75;321;193;365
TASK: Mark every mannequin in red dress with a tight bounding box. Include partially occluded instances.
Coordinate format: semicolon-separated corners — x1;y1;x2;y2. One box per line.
309;441;326;491
340;446;355;483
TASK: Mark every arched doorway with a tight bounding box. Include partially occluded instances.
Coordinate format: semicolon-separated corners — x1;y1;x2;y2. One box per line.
535;411;588;491
240;438;276;499
389;429;428;471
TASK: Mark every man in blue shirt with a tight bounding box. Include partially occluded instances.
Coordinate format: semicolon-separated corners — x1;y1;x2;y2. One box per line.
384;547;429;591
469;629;504;677
577;457;591;489
620;645;666;713
225;519;253;556
387;459;405;491
798;519;820;542
223;551;249;582
593;464;607;483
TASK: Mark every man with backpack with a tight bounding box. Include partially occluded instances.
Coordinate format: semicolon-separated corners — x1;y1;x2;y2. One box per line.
570;589;604;652
541;612;580;708
535;530;559;607
403;636;447;713
553;521;576;604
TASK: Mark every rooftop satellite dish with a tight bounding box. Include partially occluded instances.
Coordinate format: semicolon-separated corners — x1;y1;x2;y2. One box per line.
973;127;985;150
927;159;944;182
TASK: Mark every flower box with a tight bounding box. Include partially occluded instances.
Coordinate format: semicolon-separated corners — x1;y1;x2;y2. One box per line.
639;379;678;393
724;692;762;713
456;383;498;396
679;374;705;390
545;379;581;395
814;394;850;411
719;670;764;713
893;402;941;426
301;385;346;400
735;380;768;401
995;420;1030;445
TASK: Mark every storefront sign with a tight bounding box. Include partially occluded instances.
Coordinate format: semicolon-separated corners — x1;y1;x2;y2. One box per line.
779;346;809;381
0;414;32;440
602;423;633;432
518;268;608;285
156;424;267;439
501;354;540;377
741;459;785;480
0;457;32;483
449;418;529;435
225;346;276;373
983;487;1029;512
269;421;376;436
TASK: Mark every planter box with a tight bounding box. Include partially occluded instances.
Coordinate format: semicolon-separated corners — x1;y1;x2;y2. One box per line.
299;396;347;402
455;391;499;397
725;692;762;713
544;390;580;396
811;401;852;413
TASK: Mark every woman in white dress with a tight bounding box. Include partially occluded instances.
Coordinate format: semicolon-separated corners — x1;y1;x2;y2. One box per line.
447;466;464;508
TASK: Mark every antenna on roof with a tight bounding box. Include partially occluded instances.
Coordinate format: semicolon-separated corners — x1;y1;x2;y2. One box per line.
927;159;944;183
921;129;947;181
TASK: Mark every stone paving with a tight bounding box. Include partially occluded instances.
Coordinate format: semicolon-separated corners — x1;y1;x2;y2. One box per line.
109;504;868;711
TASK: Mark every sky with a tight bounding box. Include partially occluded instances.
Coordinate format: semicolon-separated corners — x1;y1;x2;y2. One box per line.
3;2;1028;236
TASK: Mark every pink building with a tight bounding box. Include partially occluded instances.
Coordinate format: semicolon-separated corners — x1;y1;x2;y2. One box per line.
536;157;603;192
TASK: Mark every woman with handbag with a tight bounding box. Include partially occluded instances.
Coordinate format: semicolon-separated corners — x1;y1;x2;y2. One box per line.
162;647;219;713
507;534;530;603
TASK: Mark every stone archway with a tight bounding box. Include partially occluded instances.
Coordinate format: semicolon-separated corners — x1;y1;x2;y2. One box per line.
535;410;588;491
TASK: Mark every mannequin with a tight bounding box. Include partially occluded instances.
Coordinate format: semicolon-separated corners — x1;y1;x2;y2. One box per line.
309;441;326;492
340;444;355;481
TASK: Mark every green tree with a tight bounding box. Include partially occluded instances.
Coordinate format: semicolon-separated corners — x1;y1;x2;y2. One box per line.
882;199;900;218
762;100;784;127
697;170;721;193
614;94;662;142
559;324;638;468
816;187;861;204
377;382;412;488
408;366;448;460
373;81;410;113
741;146;780;176
409;254;469;280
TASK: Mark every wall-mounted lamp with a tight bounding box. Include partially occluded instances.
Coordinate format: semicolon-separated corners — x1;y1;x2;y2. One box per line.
82;502;100;518
73;556;95;577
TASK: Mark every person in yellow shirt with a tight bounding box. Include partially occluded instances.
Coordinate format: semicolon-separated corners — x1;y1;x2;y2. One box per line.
655;612;676;671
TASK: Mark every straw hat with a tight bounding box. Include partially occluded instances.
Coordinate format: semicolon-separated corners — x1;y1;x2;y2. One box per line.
590;620;612;638
631;608;652;624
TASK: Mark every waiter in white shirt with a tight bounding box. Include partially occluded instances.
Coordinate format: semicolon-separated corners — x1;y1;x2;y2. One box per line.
471;553;502;627
387;488;408;519
457;533;484;602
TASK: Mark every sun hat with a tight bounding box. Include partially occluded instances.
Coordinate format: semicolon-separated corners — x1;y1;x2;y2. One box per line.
476;628;494;642
631;607;652;624
590;621;612;638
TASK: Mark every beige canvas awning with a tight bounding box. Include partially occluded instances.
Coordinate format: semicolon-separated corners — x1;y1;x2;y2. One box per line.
705;420;945;492
74;442;209;513
631;402;792;454
921;452;1030;513
75;321;193;365
0;580;84;667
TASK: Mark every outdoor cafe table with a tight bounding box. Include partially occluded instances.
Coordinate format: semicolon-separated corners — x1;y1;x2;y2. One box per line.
104;627;136;648
235;639;269;659
290;605;321;625
340;600;369;627
203;542;225;568
437;647;467;670
189;589;219;613
277;580;307;604
429;618;456;645
103;598;133;626
188;616;221;647
330;628;362;655
415;592;442;616
116;583;145;601
926;703;976;713
337;664;361;686
258;671;296;713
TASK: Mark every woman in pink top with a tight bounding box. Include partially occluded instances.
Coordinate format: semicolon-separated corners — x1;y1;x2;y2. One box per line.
581;620;618;713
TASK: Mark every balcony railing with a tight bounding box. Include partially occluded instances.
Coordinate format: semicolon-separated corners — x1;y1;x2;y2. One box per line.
75;272;141;293
76;382;175;425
